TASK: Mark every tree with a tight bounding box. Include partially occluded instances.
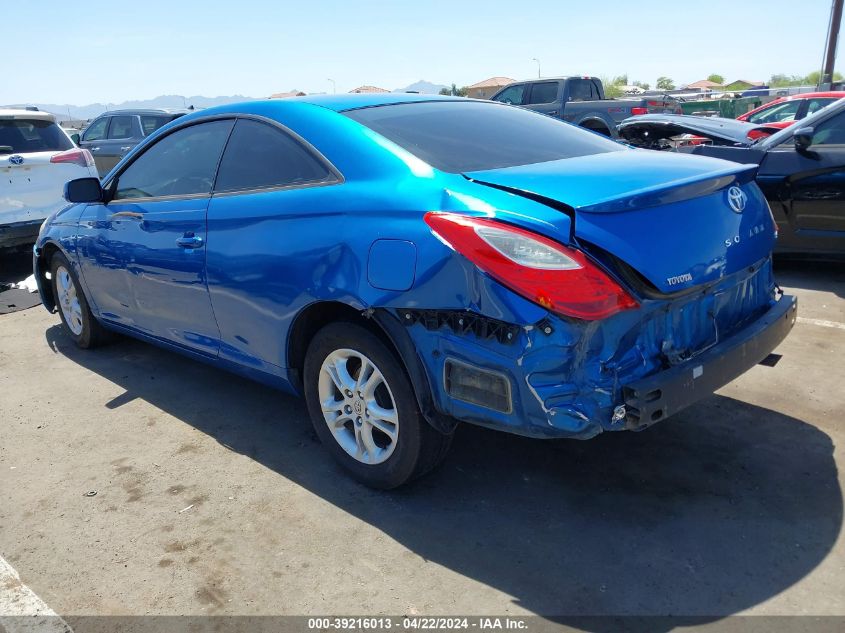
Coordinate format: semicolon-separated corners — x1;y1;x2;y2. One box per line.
656;77;675;90
770;71;843;88
707;74;724;84
805;70;843;86
633;80;650;90
440;83;468;97
611;74;628;86
599;77;623;98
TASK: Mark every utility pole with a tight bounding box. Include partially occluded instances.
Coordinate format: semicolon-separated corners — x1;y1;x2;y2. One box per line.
822;0;844;87
532;58;541;78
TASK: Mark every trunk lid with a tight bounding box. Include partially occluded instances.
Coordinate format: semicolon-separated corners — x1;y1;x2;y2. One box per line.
464;150;776;294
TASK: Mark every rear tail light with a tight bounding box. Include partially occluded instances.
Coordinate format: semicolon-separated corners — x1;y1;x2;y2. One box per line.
50;148;95;168
424;212;638;320
630;107;649;116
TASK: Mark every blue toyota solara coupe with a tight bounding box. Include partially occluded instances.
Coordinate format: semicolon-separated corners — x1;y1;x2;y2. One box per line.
35;94;797;488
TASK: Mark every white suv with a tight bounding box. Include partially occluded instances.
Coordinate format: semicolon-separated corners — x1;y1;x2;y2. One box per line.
1;109;98;250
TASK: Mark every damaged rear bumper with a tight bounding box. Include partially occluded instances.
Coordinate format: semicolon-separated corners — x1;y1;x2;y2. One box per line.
399;269;796;440
621;293;797;431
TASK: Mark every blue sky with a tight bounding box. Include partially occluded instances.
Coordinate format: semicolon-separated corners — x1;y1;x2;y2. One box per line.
3;0;841;105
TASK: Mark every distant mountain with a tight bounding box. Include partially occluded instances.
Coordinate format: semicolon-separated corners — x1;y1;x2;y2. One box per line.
394;80;448;95
15;95;259;122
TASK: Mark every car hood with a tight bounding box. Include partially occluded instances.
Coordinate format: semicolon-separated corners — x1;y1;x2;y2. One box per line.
617;114;777;146
464;150;775;294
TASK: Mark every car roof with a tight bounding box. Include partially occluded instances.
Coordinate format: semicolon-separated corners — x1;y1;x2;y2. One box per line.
283;93;467;112
779;91;845;100
0;109;56;121
104;108;190;116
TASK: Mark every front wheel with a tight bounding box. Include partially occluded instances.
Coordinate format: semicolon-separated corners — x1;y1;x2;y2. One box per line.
50;252;110;349
303;322;452;488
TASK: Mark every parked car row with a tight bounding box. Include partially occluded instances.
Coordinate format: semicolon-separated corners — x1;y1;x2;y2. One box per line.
489;76;682;138
617;97;845;259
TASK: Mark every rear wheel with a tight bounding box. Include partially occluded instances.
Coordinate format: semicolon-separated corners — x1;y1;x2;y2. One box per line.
50;252;110;349
303;322;452;488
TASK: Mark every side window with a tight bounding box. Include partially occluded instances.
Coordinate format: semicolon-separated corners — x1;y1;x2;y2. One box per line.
114;119;234;200
140;115;171;136
492;85;525;105
214;119;334;193
568;80;592;102
806;98;838;117
748;100;800;124
810;110;845;145
527;82;559;105
107;116;134;139
590;80;603;99
82;117;108;142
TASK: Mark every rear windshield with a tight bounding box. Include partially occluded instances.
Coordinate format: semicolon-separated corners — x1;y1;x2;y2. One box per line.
140;114;183;137
0;119;72;155
344;101;622;173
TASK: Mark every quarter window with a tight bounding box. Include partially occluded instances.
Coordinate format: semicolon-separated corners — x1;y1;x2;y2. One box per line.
108;116;134;139
82;117;108;142
114;119;234;200
214;119;334;193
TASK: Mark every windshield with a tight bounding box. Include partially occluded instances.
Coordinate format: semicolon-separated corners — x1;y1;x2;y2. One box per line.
344;101;623;173
0;119;73;154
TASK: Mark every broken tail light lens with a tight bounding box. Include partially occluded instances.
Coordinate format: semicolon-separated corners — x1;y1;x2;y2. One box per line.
424;212;638;320
50;148;95;168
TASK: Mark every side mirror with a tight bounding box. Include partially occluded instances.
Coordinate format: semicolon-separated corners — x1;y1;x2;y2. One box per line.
70;133;80;145
64;177;104;203
794;126;814;152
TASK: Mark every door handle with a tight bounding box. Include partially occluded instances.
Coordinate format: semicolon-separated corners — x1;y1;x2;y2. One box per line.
91;147;101;152
120;146;132;152
176;234;204;249
110;211;143;220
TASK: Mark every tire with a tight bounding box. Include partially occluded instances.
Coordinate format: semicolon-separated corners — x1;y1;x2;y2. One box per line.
50;251;110;349
303;322;452;489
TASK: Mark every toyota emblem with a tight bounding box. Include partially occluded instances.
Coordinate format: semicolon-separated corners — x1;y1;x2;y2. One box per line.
727;186;747;213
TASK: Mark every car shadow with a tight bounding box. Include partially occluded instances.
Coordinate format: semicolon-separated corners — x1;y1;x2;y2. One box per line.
45;325;842;628
774;257;845;299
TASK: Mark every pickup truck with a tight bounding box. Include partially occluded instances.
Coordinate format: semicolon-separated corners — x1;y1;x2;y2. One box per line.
490;76;682;138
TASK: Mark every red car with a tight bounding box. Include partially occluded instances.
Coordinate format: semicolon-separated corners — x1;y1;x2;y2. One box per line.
737;91;845;129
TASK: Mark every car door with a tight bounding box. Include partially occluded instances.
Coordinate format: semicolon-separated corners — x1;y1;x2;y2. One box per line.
524;81;562;117
757;109;845;255
75;118;235;355
97;115;140;176
79;116;110;176
204;117;341;374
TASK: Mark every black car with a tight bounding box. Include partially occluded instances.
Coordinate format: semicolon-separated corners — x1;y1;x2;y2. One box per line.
79;109;188;177
618;100;845;259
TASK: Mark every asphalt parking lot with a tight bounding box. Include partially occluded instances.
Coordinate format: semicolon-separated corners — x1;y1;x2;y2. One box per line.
0;252;843;626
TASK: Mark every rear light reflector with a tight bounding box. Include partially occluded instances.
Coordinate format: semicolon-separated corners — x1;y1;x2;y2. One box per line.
424;212;638;320
630;107;649;116
50;148;95;168
445;358;512;413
